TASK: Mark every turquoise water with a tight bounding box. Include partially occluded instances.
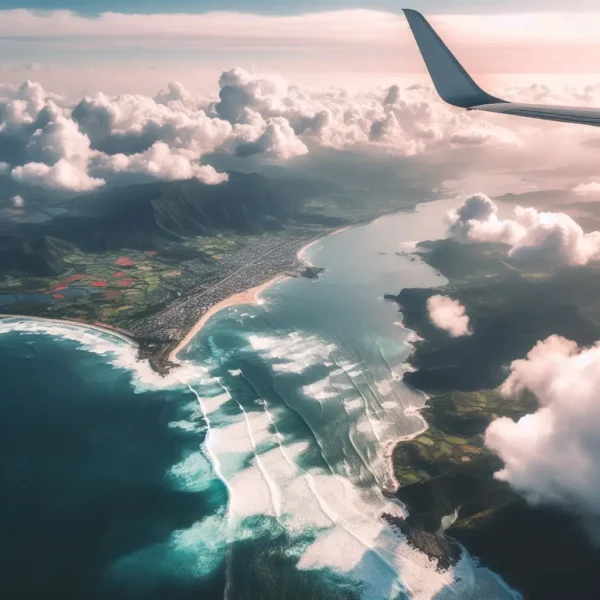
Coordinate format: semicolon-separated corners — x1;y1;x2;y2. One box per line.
0;200;520;600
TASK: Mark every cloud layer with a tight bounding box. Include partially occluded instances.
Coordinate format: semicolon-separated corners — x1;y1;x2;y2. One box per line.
0;69;538;193
574;181;600;200
447;193;600;265
3;10;600;53
426;294;471;337
5;67;600;195
0;10;404;45
486;335;600;524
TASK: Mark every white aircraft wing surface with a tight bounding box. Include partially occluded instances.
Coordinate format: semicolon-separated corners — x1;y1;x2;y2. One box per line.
403;9;600;127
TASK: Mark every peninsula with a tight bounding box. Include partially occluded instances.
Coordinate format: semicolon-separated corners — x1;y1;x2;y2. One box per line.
386;238;600;599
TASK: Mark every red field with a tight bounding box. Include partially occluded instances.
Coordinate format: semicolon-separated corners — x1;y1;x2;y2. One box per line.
114;256;136;267
63;274;84;284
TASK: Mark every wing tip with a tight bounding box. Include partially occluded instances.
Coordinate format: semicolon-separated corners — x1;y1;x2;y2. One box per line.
402;9;425;21
401;8;506;109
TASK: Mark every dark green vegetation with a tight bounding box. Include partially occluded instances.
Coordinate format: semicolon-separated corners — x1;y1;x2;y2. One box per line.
0;172;321;278
396;239;600;392
388;239;600;599
392;390;536;495
1;173;321;260
452;500;600;600
392;390;534;534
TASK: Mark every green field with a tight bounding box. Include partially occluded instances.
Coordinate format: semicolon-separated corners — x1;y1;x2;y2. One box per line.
392;390;536;487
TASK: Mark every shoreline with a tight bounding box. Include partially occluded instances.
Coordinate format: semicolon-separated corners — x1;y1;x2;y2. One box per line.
384;382;431;495
0;234;327;369
168;273;288;362
0;230;338;369
386;237;600;598
296;225;352;265
383;409;429;497
0;313;135;346
166;206;437;493
171;221;359;362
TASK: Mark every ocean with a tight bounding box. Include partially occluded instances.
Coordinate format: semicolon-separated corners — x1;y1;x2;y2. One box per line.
0;199;520;600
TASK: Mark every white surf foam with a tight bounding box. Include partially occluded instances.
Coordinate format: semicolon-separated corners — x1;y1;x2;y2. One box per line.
182;327;520;599
0;317;204;392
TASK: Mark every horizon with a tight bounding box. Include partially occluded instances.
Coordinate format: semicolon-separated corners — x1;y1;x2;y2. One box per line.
2;5;600;96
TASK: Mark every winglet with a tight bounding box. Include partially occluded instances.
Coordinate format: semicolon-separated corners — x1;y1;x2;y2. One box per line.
403;9;506;108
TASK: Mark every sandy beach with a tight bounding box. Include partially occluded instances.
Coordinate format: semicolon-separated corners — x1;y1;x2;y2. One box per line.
171;225;351;362
169;274;288;361
296;225;351;266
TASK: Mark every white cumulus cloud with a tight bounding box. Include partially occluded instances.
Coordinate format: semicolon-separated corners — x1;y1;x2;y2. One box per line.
235;117;309;160
98;142;228;184
10;194;24;208
426;294;471;337
447;193;600;266
11;159;104;191
574;181;600;200
486;335;600;524
3;70;600;194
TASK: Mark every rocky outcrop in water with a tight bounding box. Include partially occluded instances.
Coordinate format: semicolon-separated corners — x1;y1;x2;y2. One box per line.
381;512;461;572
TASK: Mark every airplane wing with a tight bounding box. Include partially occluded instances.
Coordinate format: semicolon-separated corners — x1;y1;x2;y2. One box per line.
403;8;600;127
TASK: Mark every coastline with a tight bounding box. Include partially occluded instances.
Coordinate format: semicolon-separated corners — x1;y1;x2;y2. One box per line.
0;313;135;346
384;372;432;494
383;409;429;496
168;273;288;362
2;200;498;588
296;225;352;265
170;222;356;362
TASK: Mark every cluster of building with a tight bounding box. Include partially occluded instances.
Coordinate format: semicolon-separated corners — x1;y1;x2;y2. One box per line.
134;230;319;342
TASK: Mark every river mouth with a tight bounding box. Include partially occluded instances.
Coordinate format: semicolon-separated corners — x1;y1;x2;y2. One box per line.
0;200;520;599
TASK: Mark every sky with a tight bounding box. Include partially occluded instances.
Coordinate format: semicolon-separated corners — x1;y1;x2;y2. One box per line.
2;2;600;97
2;0;600;13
